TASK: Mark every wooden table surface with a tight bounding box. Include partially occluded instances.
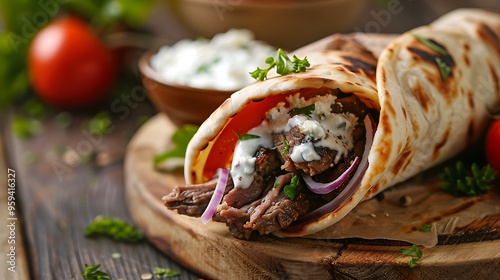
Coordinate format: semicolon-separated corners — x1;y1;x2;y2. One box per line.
1;1;499;279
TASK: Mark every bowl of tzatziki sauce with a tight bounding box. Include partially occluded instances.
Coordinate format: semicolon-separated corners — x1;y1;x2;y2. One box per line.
139;29;275;126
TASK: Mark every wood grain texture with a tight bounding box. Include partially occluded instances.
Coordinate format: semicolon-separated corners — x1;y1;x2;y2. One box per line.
125;114;500;280
3;105;200;280
0;124;30;280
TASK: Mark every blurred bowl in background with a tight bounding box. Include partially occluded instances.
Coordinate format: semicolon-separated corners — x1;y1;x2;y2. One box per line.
166;0;369;50
138;49;234;126
424;0;500;15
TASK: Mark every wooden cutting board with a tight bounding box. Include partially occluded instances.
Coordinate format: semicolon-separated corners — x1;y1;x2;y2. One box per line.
124;114;500;280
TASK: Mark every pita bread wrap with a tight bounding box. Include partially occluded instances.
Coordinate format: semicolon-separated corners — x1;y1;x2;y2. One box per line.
164;9;500;239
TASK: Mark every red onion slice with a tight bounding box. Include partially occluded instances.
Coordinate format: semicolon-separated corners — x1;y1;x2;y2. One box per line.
297;114;375;222
200;168;229;224
303;157;359;194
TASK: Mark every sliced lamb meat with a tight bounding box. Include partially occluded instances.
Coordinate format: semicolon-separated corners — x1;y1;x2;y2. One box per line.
250;192;309;235
244;173;310;235
223;148;281;208
215;200;260;239
273;126;336;176
163;178;234;216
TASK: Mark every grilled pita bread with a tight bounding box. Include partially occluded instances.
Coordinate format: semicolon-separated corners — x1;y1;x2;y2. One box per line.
180;9;500;238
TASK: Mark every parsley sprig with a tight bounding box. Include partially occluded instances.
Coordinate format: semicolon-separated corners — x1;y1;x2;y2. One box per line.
400;244;423;268
84;216;143;242
154;125;199;166
439;161;497;197
235;132;261;141
284;175;300;200
81;264;110;280
411;33;452;82
250;48;310;81
290;104;315;116
154;267;181;278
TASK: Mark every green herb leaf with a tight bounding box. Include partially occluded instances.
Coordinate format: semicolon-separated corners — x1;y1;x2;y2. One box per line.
434;57;451;82
153;124;199;166
250;48;310;81
411;33;453;82
81;264;110;280
273;178;279;188
284;175;300;200
196;58;220;74
84;216;143;242
439;161;497;197
400;244;423;268
87;111;113;136
281;139;290;155
418;225;432;232
154;267;181;278
411;33;449;56
235;132;261;141
54;112;73;130
289;104;315;116
12;116;42;139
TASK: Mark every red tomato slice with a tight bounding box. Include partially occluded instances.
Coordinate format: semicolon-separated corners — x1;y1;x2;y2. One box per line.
486;120;500;173
202;88;323;179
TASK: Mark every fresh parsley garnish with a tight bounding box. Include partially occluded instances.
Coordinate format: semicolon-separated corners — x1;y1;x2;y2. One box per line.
434;57;451;82
235;132;261;141
284;175;300;200
154;267;181;278
250;48;310;81
290;104;315;116
411;33;448;56
281;139;290;155
273;178;279;188
411;33;452;82
81;264;110;280
154;124;199;166
87;111;113;136
196;58;220;74
12;116;42;139
419;225;432;232
84;216;143;242
400;244;423;268
439;161;497;197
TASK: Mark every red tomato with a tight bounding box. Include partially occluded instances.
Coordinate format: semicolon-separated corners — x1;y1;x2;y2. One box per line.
486;120;500;173
28;17;117;109
202;88;323;180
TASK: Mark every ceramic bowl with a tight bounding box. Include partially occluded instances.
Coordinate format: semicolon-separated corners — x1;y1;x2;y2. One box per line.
138;49;234;126
167;0;369;50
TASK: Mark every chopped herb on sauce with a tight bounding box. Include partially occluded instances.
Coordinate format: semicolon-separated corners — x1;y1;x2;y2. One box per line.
290;104;315;116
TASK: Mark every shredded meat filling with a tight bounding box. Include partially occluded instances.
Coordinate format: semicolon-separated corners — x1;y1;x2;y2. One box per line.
163;93;372;239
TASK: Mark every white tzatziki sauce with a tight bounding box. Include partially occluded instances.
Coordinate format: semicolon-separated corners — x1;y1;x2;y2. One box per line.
230;93;359;189
150;29;275;91
230;123;274;189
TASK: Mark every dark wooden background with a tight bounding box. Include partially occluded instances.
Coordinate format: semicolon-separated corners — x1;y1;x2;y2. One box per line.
1;0;499;279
